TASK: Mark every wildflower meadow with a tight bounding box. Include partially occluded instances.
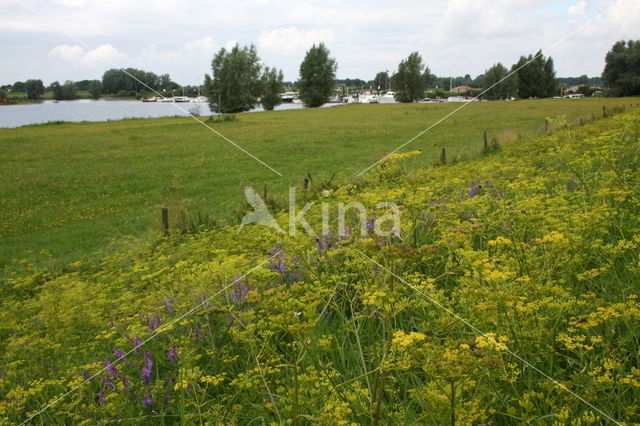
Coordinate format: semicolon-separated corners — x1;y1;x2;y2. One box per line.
1;106;640;424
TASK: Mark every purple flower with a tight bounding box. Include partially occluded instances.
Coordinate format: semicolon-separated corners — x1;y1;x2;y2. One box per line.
105;360;118;380
98;389;106;406
270;260;286;275
231;275;249;305
316;231;335;254
102;375;116;390
167;345;179;364
112;348;125;362
468;183;482;198
163;298;174;314
134;336;142;354
269;248;287;275
143;391;153;409
366;215;377;233
148;314;162;332
141;351;153;385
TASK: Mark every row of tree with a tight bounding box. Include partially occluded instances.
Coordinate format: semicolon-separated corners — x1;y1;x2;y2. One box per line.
3;40;638;105
101;68;179;95
460;50;557;101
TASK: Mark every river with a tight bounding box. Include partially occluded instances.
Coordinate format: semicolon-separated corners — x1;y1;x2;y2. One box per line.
0;99;329;128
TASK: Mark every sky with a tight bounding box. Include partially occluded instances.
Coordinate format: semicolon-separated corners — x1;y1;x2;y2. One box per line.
1;0;639;86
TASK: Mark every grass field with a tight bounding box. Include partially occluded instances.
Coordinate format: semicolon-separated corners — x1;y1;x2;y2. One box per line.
0;97;638;269
1;106;638;424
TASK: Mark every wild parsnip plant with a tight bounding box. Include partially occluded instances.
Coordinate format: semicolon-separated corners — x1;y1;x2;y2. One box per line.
1;107;640;424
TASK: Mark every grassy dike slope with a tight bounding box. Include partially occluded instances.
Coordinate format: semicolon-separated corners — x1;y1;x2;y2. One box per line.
0;98;637;269
1;107;639;424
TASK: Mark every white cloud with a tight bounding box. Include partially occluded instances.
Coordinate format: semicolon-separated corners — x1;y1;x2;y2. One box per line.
48;44;127;67
258;26;336;55
568;1;587;20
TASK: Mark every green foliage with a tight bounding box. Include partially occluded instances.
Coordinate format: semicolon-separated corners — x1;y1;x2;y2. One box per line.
482;63;518;100
101;68;176;95
603;40;640;96
298;43;337;107
392;52;430;102
204;44;262;114
11;81;25;93
373;71;390;92
24;79;45;99
260;67;284;111
87;80;102;99
515;50;558;98
50;80;77;100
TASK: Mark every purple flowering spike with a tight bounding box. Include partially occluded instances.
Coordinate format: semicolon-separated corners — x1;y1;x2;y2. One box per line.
134;336;142;354
366;215;377;233
231;275;249;305
163;298;174;314
143;392;153;409
102;375;116;390
167;345;179;364
148;314;162;332
105;360;118;380
98;389;106;406
141;351;153;385
112;348;125;362
468;183;482;198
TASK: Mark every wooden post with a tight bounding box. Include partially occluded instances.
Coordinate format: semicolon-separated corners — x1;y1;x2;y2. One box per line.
161;207;169;235
483;131;488;150
603;106;606;118
440;147;446;165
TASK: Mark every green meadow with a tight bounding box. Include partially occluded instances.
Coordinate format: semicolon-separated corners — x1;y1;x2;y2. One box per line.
0;97;637;268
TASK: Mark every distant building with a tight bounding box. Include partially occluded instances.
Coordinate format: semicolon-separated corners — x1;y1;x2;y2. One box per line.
450;85;479;94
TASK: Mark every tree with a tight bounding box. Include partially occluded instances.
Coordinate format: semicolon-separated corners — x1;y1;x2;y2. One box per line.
88;80;102;99
51;80;77;100
514;50;558;98
101;68;164;95
602;40;640;97
391;52;430;102
577;74;590;86
482;63;519;100
25;79;45;99
298;43;337;107
373;71;390;92
204;44;262;113
260;67;284;111
12;81;26;93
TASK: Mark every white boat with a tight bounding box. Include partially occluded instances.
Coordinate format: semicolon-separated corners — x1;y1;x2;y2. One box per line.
159;97;173;103
379;91;396;103
173;96;190;103
190;96;208;103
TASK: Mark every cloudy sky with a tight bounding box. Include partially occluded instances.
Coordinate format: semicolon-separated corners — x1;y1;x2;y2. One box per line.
1;0;639;86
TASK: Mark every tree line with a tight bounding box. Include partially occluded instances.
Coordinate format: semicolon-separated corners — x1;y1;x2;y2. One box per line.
2;39;638;104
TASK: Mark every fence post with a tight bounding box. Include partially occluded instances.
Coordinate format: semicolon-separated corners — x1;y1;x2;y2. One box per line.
440;147;447;165
161;207;169;235
603;106;606;118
